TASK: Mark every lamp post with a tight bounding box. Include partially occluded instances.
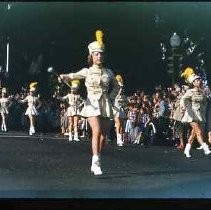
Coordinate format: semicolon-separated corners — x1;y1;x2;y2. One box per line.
168;32;181;85
0;3;11;89
161;33;207;86
6;3;11;75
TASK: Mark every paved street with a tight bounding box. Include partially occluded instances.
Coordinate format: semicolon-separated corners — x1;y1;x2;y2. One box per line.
0;131;211;199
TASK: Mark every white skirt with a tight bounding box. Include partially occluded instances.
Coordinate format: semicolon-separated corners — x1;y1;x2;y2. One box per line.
80;94;113;118
181;109;205;123
25;106;38;116
66;106;81;117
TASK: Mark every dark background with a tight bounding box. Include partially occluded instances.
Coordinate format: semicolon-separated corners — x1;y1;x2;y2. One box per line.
0;2;211;95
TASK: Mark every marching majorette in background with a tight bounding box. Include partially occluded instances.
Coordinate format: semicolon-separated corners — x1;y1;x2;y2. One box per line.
113;74;128;146
171;85;189;150
58;29;119;175
58;79;84;142
0;87;11;132
19;82;42;135
180;67;211;158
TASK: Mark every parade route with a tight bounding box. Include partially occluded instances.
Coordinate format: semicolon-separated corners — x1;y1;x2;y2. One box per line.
0;131;211;199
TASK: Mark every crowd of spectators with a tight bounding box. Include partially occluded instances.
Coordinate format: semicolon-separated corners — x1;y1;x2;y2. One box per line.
2;82;211;149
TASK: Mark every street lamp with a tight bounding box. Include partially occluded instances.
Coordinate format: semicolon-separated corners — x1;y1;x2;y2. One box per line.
0;3;11;89
168;32;181;85
170;32;181;48
161;33;207;86
6;3;11;75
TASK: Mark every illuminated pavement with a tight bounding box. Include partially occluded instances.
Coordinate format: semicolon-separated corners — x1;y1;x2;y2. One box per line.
0;131;211;199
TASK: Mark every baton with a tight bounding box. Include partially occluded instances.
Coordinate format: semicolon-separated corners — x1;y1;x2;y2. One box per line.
47;66;72;88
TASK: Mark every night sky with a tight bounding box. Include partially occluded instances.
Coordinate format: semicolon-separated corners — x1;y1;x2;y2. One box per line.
0;2;211;94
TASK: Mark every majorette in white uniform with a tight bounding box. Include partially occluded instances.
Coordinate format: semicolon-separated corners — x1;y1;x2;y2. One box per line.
112;75;128;146
20;82;41;135
60;79;84;141
180;67;211;157
0;87;10;132
0;88;10;115
180;69;207;123
59;30;119;176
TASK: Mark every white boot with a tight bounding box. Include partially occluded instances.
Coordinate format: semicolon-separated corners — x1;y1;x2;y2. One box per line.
1;124;3;131
31;126;35;134
68;132;73;141
29;127;33;136
91;155;103;175
184;143;191;158
117;133;123;146
201;143;211;155
197;145;203;150
73;132;80;141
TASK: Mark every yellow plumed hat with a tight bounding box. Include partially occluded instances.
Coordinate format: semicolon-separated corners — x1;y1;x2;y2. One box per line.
181;67;194;80
71;79;80;90
181;67;201;84
88;29;105;55
116;74;124;87
29;81;38;92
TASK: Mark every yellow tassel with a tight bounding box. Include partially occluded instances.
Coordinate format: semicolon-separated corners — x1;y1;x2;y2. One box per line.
71;79;80;87
96;30;103;48
181;67;195;80
116;75;123;83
